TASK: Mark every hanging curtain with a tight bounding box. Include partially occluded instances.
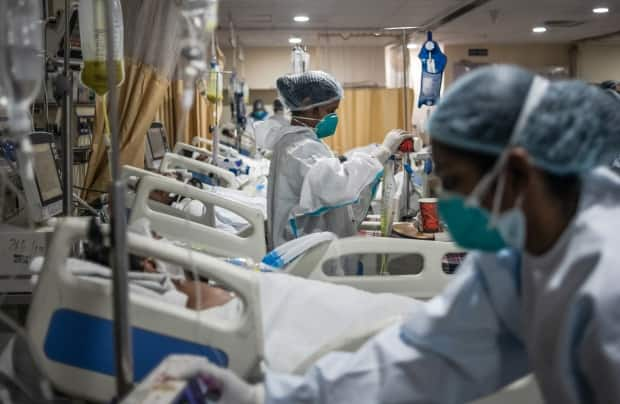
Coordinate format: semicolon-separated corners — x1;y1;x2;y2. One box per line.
323;87;414;155
153;78;215;148
83;0;182;201
154;46;226;148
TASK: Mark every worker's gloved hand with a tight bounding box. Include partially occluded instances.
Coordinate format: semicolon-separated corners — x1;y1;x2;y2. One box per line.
373;129;413;163
159;355;265;404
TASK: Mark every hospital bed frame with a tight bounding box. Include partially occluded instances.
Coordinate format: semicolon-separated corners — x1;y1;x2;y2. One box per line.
173;142;215;161
286;237;463;300
160;152;242;190
130;175;267;261
192;136;240;158
121;165;215;227
25;218;263;402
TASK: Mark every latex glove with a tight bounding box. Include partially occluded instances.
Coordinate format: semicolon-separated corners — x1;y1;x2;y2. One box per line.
159;355;264;404
373;129;413;164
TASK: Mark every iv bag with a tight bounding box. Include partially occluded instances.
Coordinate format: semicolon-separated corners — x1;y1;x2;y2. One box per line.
204;0;218;32
205;58;223;102
79;0;125;95
243;81;250;105
0;0;44;133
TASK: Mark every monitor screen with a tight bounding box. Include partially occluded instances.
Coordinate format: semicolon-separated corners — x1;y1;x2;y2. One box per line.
147;128;167;161
32;143;63;205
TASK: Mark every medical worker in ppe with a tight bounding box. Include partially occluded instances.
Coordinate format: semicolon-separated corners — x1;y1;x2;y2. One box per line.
254;99;290;150
266;70;411;249
270;99;289;126
164;65;620;404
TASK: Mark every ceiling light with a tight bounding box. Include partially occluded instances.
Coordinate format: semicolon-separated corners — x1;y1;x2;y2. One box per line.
384;26;418;31
532;26;547;33
294;15;310;22
407;43;418;49
593;7;609;14
289;37;302;44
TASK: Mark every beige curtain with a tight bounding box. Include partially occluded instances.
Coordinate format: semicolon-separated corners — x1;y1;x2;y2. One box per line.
323;88;414;155
83;0;182;201
153;81;219;148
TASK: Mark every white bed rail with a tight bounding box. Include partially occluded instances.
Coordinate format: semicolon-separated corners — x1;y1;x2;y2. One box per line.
121;165;208;225
26;218;263;402
288;237;464;300
160;153;241;190
131;175;267;260
173;142;212;160
192;136;239;158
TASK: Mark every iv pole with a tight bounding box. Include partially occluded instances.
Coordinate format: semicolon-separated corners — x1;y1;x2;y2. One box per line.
62;0;73;215
104;0;133;396
400;29;412;216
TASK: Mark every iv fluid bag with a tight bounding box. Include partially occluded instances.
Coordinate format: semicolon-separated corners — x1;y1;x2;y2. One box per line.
205;0;218;32
243;81;250;105
79;0;125;95
205;60;223;102
0;0;44;132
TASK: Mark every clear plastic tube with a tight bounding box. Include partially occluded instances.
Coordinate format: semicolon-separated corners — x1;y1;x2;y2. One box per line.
380;158;396;275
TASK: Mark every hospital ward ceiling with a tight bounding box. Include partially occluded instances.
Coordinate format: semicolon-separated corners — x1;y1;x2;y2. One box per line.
217;0;620;46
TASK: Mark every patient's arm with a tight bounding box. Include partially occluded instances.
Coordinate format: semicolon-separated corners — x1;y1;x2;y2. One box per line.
143;257;231;310
174;280;233;310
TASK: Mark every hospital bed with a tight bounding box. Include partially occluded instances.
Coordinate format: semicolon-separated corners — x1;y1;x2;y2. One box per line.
130;174;267;261
120;165;216;228
22;218;408;402
176;141;271;183
25;218;263;402
25;218;541;403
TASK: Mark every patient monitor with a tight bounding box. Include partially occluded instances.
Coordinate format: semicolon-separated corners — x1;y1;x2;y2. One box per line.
144;122;169;170
17;132;63;223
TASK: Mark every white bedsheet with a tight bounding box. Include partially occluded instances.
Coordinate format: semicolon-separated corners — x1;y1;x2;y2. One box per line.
258;273;417;373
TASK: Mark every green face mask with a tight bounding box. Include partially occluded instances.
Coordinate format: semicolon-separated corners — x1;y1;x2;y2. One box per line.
314;113;339;139
295;112;339;138
301;113;338;139
437;195;507;252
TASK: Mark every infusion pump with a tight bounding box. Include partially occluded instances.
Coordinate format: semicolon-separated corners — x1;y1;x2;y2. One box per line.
15;132;64;223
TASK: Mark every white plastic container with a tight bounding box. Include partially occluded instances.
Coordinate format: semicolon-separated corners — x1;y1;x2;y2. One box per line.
0;0;44;133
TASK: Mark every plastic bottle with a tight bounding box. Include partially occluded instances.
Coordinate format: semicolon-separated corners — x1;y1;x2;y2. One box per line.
0;0;44;133
79;0;125;96
380;157;397;275
291;45;310;74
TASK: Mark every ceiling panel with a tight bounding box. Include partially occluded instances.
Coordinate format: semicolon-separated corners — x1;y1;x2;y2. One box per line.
217;0;620;47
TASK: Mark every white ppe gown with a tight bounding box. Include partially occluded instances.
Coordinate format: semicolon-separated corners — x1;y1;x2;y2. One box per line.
265;167;620;404
267;124;382;250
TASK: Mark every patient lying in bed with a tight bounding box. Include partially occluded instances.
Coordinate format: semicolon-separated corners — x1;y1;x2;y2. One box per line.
29;253;417;374
131;169;266;234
